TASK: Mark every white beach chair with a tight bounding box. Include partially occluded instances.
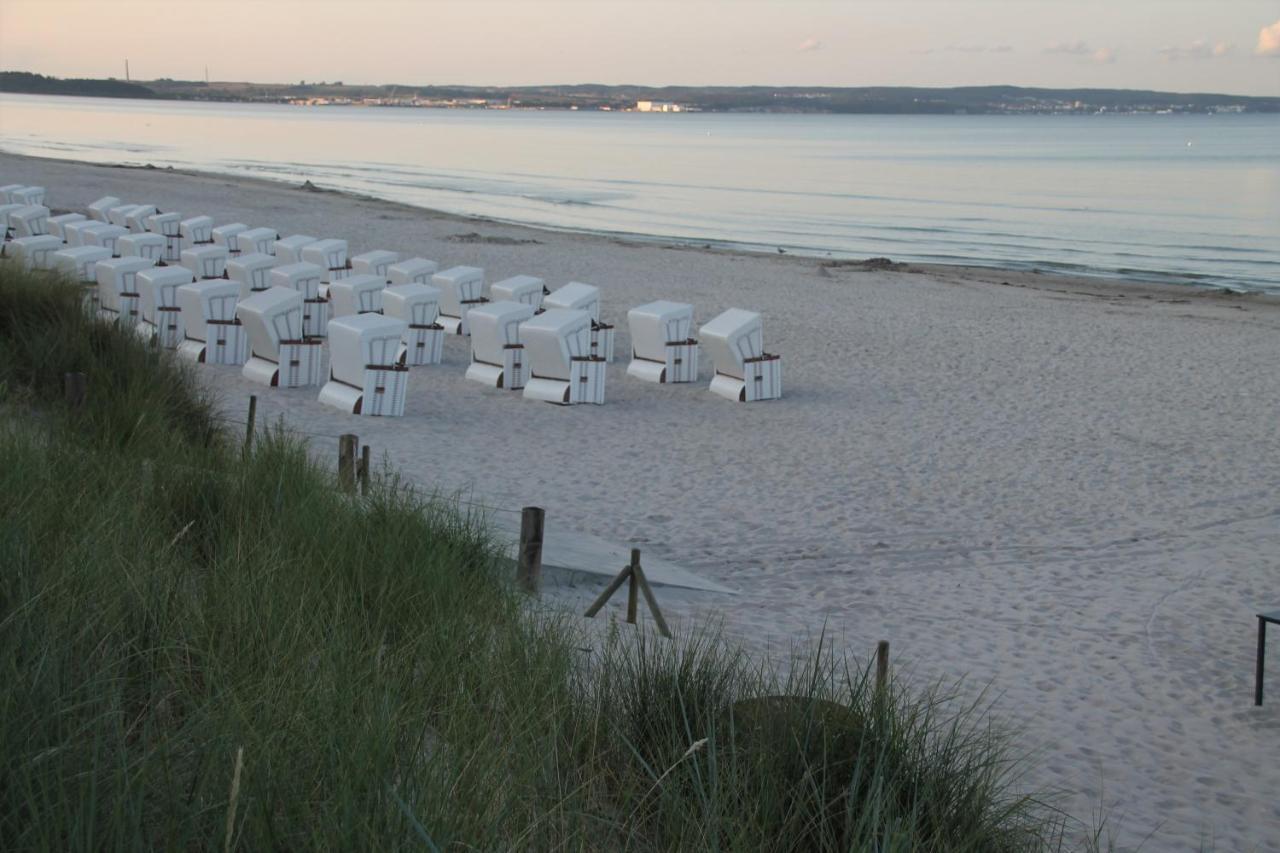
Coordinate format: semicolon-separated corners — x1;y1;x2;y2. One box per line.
124;205;158;233
351;250;399;281
176;279;248;364
328;273;386;317
62;220;96;247
137;266;195;349
227;252;278;299
626;300;698;383
8;186;45;206
87;196;122;222
180;215;215;249
237;227;279;257
387;257;439;285
300;238;350;285
52;245;113;309
0;203;25;239
238;287;323;387
79;223;129;257
319;314;410;416
273;234;316;264
545;281;615;362
270;262;329;337
5;235;64;270
0;184;25;203
521;309;606;405
95;256;156;327
465;301;535;390
700;309;782;402
47;213;86;242
382;283;444;366
212;223;248;255
117;233;167;263
8;205;49;238
147;212;183;261
108;204;145;229
491;275;547;312
181;245;230;280
433;265;486;335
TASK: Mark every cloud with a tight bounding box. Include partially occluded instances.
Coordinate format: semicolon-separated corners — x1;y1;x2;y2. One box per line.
1258;19;1280;56
797;37;822;53
1044;41;1117;64
1158;40;1234;61
916;44;1015;56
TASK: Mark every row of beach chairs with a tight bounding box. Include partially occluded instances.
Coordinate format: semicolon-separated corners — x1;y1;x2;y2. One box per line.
1;184;783;414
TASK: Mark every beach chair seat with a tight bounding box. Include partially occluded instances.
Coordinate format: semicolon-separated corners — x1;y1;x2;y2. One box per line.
237;227;278;257
491;275;547;312
78;223;128;256
329;273;386;317
238;287;323;387
47;213;86;242
8;186;45;206
180;216;215;249
87;196;121;222
270;262;328;337
433;265;486;335
300;238;350;284
8;205;49;238
5;235;64;270
227;252;278;299
181;245;230;280
351;250;399;281
382;283;444;366
521;309;606;405
319;314;410;416
117;233;167;263
212;223;248;254
176;279;248;365
124;205;158;233
137;266;195;349
273;234;317;264
387;257;439;285
545;281;615;362
95;256;156;326
465;301;535;390
701;308;782;402
626;300;698;383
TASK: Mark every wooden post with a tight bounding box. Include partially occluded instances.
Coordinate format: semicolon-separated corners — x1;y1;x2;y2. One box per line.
517;506;545;593
633;561;672;639
338;434;357;493
243;394;257;456
64;372;86;413
626;548;639;624
358;445;371;496
876;640;890;693
584;563;633;618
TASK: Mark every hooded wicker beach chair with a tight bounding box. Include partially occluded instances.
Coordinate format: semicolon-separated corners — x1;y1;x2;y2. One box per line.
545;281;615;362
433;265;486;335
238;287;323;387
137;266;196;349
176;278;248;364
521;309;606;405
227;252;278;299
382;283;444;365
626;300;698;383
5;235;63;270
465;301;535;390
490;275;546;312
387;257;439;285
270;262;328;337
319;314;410;416
329;273;387;317
351;250;399;281
700;308;782;402
95;256;156;326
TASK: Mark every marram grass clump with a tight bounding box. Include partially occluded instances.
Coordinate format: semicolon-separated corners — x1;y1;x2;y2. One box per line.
0;264;1076;850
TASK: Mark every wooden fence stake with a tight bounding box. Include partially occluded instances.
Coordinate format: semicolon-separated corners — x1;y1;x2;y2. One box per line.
517;506;545;593
583;548;671;638
876;640;890;693
243;394;257;456
633;561;672;639
626;548;639;624
338;434;357;493
64;372;86;413
358;444;371;496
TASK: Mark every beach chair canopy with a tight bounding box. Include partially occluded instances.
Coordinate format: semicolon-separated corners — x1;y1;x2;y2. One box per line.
382;283;441;326
181;245;230;280
80;223;129;253
274;235;316;262
300;238;348;271
699;308;764;378
227;253;278;297
544;281;601;322
148;211;183;236
387;257;439;285
52;246;112;281
9;186;45;206
469;301;535;364
87;196;121;221
352;250;400;279
270;262;324;299
237;227;278;256
329;274;386;316
138;266;196;321
212;223;248;251
0;184;25;202
520;308;593;381
237;287;306;359
327;314;408;387
118;233;166;261
7;235;63;269
96;257;156;312
10;205;49;237
177;279;240;342
124;205;158;233
180;216;214;243
628;300;694;362
491;275;546;310
433;266;485;315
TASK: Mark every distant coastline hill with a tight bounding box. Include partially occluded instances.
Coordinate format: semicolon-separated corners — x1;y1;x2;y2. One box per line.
2;72;1276;114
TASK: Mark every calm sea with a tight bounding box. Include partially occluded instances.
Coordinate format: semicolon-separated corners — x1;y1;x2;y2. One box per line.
2;93;1277;292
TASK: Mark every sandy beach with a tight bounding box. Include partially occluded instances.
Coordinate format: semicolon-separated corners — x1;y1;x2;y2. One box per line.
6;151;1278;851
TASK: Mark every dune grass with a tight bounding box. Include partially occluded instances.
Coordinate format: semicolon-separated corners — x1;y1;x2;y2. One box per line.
0;263;1075;850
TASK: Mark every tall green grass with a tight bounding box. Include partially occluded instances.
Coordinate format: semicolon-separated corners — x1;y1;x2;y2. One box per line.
1;264;1074;850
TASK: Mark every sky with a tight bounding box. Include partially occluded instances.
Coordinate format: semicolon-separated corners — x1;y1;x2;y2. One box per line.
2;0;1278;96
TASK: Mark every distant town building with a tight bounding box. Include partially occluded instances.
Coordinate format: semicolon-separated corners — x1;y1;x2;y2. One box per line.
636;100;685;113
